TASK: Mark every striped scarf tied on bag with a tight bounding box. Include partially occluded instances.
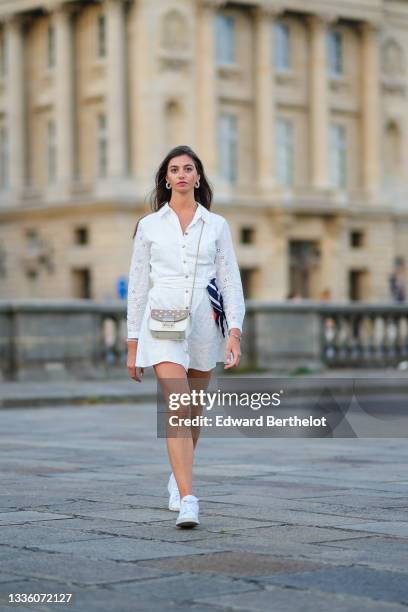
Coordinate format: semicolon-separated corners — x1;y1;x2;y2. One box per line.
206;277;227;338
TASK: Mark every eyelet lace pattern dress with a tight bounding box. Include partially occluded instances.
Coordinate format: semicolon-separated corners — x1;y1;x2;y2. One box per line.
126;201;245;371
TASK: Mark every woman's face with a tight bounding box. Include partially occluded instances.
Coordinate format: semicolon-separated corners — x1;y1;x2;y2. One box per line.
166;154;200;195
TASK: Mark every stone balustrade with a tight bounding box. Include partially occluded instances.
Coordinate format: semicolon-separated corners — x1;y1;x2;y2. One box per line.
1;299;408;381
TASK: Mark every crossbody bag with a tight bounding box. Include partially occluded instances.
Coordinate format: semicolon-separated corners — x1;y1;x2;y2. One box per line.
148;218;205;340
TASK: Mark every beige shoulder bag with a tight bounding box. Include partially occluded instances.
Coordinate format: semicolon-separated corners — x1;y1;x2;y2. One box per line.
149;218;205;340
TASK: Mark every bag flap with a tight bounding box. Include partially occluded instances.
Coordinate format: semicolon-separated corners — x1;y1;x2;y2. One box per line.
150;308;189;322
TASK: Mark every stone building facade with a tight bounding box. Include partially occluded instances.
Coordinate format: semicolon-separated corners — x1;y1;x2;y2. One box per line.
0;0;407;302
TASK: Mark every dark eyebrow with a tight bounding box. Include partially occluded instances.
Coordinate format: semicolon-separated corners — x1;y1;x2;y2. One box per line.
169;164;194;169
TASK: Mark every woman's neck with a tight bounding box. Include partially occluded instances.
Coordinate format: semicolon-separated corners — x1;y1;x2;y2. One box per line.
168;194;197;212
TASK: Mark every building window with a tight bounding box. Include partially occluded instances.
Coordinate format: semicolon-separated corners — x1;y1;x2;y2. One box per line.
0;33;6;77
47;23;55;69
97;113;108;178
327;29;343;76
72;268;92;299
276;118;294;186
215;14;236;65
0;126;8;189
350;230;364;248
330;122;347;188
74;226;89;245
274;21;290;71
240;227;255;245
348;269;367;301
97;13;107;58
47;120;57;184
218;112;238;183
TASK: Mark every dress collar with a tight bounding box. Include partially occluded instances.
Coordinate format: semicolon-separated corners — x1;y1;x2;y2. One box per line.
157;201;210;224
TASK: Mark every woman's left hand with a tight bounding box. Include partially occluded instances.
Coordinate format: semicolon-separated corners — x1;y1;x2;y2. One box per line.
224;334;241;369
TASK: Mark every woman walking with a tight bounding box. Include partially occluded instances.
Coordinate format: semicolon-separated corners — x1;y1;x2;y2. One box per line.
126;145;245;528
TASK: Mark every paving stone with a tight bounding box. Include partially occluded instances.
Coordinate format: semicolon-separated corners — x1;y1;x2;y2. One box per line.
0;549;166;586
194;585;408;612
29;500;144;515
110;573;257;601
30;518;146;531
57;521;228;543
295;494;408;508
0;511;72;525
0;573;21;584
178;532;371;562
314;535;408;572
316;535;408;554
138;551;327;577
32;536;224;562
202;504;374;529
260;566;408;604
0;525;106;547
340;522;408;537
31;507;175;522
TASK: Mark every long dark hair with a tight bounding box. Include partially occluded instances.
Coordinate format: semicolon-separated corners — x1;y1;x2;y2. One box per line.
132;145;213;238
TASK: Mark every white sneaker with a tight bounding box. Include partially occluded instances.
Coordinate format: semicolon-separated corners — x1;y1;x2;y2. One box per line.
167;472;180;512
176;494;200;528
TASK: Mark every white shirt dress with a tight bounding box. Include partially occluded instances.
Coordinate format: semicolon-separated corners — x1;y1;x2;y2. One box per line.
126;201;246;372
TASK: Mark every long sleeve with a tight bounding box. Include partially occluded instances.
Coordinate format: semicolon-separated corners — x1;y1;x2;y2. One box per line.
215;218;246;333
126;221;151;340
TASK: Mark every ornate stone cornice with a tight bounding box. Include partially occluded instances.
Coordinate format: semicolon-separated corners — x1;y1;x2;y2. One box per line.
306;12;338;27
254;4;284;19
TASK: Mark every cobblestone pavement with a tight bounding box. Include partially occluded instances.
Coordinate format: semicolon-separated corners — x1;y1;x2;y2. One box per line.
0;398;407;611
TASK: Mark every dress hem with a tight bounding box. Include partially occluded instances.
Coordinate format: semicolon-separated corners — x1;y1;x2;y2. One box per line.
136;358;223;371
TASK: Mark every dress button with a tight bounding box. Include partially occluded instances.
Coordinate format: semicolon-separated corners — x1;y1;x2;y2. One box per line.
182;245;185;248
185;232;188;235
185;275;188;278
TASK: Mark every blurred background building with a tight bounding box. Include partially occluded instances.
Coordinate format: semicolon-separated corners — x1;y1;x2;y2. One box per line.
0;0;407;303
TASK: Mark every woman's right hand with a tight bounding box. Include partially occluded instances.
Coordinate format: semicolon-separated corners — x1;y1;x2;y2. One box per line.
127;340;144;382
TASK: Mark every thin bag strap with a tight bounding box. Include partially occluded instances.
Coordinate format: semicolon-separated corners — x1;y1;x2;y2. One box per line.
187;218;205;312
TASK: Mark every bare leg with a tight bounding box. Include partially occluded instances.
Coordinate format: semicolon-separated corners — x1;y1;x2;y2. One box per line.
154;361;194;499
187;367;214;449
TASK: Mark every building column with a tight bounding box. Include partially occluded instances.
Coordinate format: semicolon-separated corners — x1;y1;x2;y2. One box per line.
5;14;26;193
53;3;75;191
254;6;278;191
105;0;128;180
196;0;222;180
360;21;381;198
308;14;330;190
